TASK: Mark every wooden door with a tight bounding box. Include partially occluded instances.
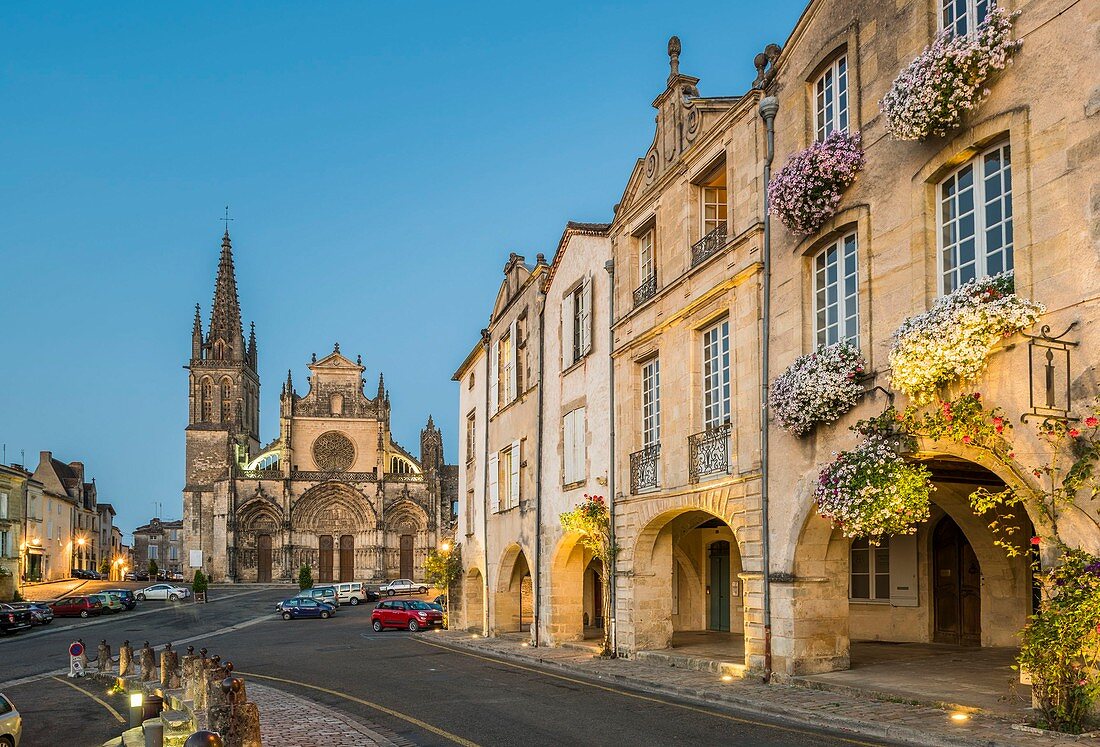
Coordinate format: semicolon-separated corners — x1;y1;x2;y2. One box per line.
339;535;354;582
592;567;603;627
933;516;981;645
399;535;413;579
708;540;731;632
319;535;334;582
257;535;272;583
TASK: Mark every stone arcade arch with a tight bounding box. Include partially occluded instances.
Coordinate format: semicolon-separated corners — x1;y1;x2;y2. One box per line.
464;566;486;634
494;544;533;634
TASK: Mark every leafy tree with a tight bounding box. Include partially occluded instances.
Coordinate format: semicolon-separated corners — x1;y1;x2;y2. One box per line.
148;559;159;579
424;547;461;591
298;564;313;590
192;569;208;595
560;495;617;656
99;559;111;576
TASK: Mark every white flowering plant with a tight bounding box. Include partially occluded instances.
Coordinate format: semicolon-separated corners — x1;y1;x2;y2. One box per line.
889;271;1042;404
767;131;865;235
880;7;1021;141
771;341;866;436
814;433;934;540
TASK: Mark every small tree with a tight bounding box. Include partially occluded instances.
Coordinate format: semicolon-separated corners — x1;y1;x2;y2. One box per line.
148;559;159;579
298;563;313;590
99;559;111;577
560;495;617;656
192;569;208;596
424;545;461;627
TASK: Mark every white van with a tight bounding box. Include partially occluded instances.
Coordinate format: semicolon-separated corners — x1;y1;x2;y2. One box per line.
333;582;374;606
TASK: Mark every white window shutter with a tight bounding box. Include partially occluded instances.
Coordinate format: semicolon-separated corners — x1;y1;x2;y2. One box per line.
508;320;518;401
488;453;499;513
581;277;593;356
489;339;499;414
510;440;521;508
562;292;575;368
563;412;575;484
889;534;919;607
575;406;586;481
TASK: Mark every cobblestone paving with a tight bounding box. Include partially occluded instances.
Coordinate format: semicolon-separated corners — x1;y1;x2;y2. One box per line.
435;632;1085;747
249;682;406;746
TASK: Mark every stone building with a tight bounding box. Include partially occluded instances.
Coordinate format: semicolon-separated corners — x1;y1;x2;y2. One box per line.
133;518;184;576
31;451;99;578
183;230;456;583
97;502;117;573
0;464;29;599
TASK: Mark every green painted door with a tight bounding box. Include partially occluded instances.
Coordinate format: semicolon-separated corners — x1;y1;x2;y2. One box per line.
708;541;731;632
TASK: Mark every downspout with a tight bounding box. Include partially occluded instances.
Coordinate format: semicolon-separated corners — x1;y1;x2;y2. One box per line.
534;290;546;647
481;329;491;636
604;258;617;657
758;95;779;684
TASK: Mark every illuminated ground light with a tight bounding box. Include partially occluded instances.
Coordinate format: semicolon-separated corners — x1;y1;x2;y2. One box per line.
721;674;734;682
950;712;970;723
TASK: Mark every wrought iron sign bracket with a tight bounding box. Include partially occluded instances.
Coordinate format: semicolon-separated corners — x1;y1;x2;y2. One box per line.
862;385;895;405
1021;321;1079;425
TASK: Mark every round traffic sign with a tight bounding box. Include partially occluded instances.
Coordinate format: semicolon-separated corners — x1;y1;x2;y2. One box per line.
69;641;84;657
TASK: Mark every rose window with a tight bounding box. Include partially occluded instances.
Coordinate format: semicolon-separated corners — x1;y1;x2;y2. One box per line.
312;431;355;471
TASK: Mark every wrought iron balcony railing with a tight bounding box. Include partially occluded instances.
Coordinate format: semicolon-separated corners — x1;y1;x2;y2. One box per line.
691;222;727;268
633;274;657;307
688;423;731;483
630;443;661;494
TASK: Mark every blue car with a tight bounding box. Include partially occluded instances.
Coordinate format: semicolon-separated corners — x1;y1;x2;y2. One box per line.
275;597;336;620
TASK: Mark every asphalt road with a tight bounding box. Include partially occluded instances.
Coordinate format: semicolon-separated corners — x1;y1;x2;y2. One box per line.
1;587;893;746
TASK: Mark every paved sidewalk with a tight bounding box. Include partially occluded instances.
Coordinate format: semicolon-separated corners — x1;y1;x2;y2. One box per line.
249;682;406;746
431;631;1089;747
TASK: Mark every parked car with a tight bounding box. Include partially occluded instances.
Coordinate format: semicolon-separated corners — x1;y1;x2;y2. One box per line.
71;568;100;580
378;579;428;596
275;598;336;620
295;586;338;607
332;582;376;606
9;603;53;625
432;594;447;610
168;571;184;582
125;570;149;582
371;599;443;632
87;593;125;614
50;596;103;618
0;692;21;747
0;604;33;635
136;584;190;601
102;589;138;610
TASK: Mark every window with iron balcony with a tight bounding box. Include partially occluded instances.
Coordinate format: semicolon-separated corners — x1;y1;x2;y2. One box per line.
692;169;728;267
634;228;657;307
690;320;731;483
631;358;661;494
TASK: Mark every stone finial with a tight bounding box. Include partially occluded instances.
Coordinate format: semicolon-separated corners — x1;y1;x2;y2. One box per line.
334;341;340;354
668;36;681;79
311;352;317;363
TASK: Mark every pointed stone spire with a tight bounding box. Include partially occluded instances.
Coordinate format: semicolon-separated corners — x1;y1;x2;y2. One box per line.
377;372;385;400
247;322;257;369
191;303;203;360
426;413;435;430
207;229;245;361
285;368;294;396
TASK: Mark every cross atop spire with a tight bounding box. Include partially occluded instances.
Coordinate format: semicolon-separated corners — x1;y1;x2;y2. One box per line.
220;205;234;235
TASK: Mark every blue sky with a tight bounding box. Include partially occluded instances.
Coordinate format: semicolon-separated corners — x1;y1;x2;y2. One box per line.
0;1;806;536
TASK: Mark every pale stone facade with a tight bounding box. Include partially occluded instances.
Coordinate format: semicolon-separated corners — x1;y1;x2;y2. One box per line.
31;451;98;579
183;231;456;584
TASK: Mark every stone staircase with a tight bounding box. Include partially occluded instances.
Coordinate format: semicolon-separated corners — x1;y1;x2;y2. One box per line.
632;648;748;679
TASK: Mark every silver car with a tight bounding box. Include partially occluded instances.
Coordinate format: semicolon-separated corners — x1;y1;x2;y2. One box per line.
0;692;22;746
378;578;428;596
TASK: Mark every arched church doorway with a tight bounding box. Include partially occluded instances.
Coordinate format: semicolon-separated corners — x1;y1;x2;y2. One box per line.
339;535;354;582
319;535;334;582
256;534;272;583
932;515;981;646
399;534;414;579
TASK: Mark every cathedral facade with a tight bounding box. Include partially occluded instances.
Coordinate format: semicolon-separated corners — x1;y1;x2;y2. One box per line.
182;230;456;583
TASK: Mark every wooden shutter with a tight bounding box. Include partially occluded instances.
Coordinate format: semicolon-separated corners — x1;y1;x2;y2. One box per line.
508;320;518;401
488;453;499;513
510;440;521;508
890;534;919;607
580;277;592;356
563;412;576;484
489;338;499;414
562;291;575;368
574;406;586;482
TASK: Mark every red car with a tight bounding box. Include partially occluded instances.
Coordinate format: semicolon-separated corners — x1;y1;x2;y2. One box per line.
50;596;103;618
371;600;443;632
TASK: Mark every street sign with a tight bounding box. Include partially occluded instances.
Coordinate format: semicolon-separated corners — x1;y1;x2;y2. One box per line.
69;641;85;678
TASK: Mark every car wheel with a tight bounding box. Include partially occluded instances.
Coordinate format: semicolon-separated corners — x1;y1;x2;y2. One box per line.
349;597;359;606
372;620;383;632
80;610;89;618
169;594;179;601
408;619;420;632
321;611;330;619
418;587;427;594
1;734;14;747
387;589;395;596
282;612;292;620
135;593;145;601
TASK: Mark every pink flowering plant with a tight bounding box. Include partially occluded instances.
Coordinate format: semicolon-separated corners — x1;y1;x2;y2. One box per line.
560;494;617;656
813;433;933;540
880;7;1021;140
767;130;865;235
771;341;866;436
889;272;1043;404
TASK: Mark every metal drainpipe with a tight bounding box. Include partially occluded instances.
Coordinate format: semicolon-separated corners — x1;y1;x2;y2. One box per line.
481;329;491;636
534;292;546;647
759;95;779;684
604;258;617;656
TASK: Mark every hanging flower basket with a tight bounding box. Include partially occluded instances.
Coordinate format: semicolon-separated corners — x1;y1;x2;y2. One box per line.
889;271;1042;405
880;7;1021;141
814;434;934;540
767;130;865;235
771;341;866;436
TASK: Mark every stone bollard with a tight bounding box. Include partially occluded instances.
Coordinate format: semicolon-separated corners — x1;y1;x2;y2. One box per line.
207;676;261;747
97;640;111;674
119;640;134;677
181;647;198;703
140;641;156;682
161;642;181;689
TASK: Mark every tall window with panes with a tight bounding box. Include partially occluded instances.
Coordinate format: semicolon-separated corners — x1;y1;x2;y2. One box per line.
814;55;849;140
465;412;476;464
814;233;860;346
942;0;990;36
701;174;727;237
938;142;1013;294
701;320;731;429
850;537;890;600
569;279;592;364
639;229;656;287
642;359;661;449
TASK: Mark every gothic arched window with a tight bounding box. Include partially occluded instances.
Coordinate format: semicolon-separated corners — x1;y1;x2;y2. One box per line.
200;378;213;422
213;340;226;360
221;378;233;423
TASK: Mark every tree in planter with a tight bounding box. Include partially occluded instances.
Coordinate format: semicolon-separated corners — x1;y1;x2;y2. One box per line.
560;495;617;656
148;559;159;579
424;543;462;628
298;563;313;591
192;569;208;596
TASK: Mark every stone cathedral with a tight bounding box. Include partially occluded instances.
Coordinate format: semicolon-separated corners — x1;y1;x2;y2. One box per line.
182;229;457;583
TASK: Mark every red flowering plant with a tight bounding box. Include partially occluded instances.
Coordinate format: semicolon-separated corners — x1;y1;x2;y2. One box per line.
560;495;617;656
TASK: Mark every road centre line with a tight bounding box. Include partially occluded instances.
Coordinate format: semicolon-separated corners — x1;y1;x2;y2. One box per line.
235;671;480;747
414;638;884;747
49;675;126;723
